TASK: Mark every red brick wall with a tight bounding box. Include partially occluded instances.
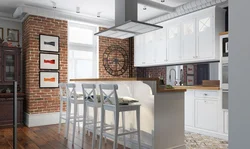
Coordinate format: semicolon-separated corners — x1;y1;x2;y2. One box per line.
136;66;166;84
22;15;67;114
99;27;134;78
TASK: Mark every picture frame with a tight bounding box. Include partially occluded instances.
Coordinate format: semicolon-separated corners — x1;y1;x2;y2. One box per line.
40;53;59;70
0;27;3;40
187;65;194;75
7;28;19;42
187;75;194;86
39;34;60;52
39;71;59;88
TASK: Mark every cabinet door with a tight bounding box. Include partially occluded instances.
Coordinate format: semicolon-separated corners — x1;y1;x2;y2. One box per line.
144;31;155;64
197;15;214;59
134;35;145;66
3;50;18;83
195;99;218;131
185;91;194;127
224;111;228;134
182;19;196;60
155;26;167;63
167;24;181;62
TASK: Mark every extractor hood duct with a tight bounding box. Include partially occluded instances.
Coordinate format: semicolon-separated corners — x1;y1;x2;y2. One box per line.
94;0;163;39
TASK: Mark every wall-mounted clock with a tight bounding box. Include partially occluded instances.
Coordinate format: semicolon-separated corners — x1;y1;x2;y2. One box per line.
103;45;128;76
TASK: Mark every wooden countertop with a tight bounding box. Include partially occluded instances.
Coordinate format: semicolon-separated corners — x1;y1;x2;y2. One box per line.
70;78;187;93
0;93;25;98
219;32;228;36
174;86;220;90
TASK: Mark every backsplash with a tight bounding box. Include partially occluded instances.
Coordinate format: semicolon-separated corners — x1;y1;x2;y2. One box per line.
136;66;166;84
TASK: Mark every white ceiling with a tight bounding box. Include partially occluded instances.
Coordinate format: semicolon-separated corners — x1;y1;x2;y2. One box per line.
0;0;195;21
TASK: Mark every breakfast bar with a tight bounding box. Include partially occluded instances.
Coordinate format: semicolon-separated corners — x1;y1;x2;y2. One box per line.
70;78;186;149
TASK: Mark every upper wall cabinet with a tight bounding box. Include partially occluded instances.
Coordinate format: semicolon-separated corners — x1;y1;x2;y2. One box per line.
134;6;225;67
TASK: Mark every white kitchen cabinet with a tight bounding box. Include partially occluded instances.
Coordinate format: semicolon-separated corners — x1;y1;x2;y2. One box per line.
182;18;196;60
155;24;167;64
224;110;228;134
196;14;214;59
144;31;155;65
167;23;181;62
134;35;145;66
195;99;218;132
185;91;195;127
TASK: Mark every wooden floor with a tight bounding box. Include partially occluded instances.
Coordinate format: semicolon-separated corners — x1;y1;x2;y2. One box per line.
0;124;128;149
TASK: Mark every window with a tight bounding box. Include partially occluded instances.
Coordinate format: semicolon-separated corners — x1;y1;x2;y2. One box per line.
68;22;98;81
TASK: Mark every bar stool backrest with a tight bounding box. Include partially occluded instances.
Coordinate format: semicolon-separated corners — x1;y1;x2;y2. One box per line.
99;84;119;108
66;83;78;101
81;84;98;104
59;83;67;101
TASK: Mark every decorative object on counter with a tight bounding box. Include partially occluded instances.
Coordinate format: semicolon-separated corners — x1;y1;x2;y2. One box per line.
103;45;128;76
39;34;59;52
187;76;194;86
40;53;59;70
180;69;184;86
187;65;194;75
7;29;19;42
0;27;3;40
39;71;59;88
166;85;174;89
5;88;11;93
158;72;165;85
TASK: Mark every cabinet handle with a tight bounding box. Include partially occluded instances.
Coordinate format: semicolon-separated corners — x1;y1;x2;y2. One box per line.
164;59;168;62
204;93;208;96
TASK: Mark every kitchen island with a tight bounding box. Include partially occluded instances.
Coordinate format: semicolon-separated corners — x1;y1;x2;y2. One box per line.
70;78;186;149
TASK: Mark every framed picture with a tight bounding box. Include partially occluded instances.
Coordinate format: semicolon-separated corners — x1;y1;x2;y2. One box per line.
187;75;194;86
40;34;59;52
40;53;59;70
187;65;194;75
7;29;19;42
39;72;59;88
0;27;3;40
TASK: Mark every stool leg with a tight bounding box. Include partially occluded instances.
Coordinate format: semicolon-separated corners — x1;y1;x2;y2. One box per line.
82;103;87;148
92;107;97;149
99;108;105;149
65;102;71;139
122;112;126;149
77;104;80;133
72;103;77;145
136;108;141;149
58;100;63;134
113;111;119;149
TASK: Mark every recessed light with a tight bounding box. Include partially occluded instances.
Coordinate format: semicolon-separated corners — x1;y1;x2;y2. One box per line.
143;6;147;10
161;0;165;2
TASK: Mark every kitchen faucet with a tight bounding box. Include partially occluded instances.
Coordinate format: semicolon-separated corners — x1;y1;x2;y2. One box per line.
169;68;176;85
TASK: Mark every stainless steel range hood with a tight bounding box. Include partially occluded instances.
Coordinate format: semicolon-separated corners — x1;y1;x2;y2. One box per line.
94;0;163;39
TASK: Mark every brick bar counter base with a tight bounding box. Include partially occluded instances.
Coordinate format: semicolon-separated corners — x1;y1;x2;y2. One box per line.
22;15;68;127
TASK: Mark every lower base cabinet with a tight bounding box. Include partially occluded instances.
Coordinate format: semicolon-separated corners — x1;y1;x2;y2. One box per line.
0;97;24;126
224;111;228;134
195;99;218;131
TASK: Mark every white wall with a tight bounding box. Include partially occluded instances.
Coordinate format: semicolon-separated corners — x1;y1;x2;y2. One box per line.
209;63;219;80
229;0;250;148
0;18;22;46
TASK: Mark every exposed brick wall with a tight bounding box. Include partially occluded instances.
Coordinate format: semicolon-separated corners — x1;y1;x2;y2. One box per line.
136;66;166;84
99;27;135;78
22;15;67;114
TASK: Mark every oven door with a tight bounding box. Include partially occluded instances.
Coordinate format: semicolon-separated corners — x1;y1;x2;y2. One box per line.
222;63;228;90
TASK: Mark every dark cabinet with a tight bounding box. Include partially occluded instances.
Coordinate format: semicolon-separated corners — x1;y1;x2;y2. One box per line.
0;46;21;85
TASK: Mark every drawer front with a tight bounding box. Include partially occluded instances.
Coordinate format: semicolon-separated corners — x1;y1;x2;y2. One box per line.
194;90;219;98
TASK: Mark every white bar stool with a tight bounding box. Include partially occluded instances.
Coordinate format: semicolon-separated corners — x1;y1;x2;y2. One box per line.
98;84;141;149
65;83;85;145
58;83;68;134
81;84;101;149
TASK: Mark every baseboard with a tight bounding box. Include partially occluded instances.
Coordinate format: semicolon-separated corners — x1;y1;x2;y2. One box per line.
24;112;66;127
185;126;228;140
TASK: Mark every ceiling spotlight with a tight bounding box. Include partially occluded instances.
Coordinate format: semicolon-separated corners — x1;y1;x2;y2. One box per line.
161;0;165;2
51;1;56;8
97;12;101;18
143;6;147;10
76;7;80;13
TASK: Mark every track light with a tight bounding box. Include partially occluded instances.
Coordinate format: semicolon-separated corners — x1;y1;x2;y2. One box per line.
161;0;165;2
97;12;101;18
143;6;147;10
76;7;80;13
51;1;56;8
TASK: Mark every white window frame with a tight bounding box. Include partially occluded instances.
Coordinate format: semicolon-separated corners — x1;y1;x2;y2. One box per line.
68;22;99;81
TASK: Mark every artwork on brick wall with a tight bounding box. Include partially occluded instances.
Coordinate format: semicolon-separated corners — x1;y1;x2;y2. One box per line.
39;72;59;88
40;53;59;70
7;28;19;42
39;34;59;52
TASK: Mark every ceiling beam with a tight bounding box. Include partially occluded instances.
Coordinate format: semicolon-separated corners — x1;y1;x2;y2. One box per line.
138;0;175;12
